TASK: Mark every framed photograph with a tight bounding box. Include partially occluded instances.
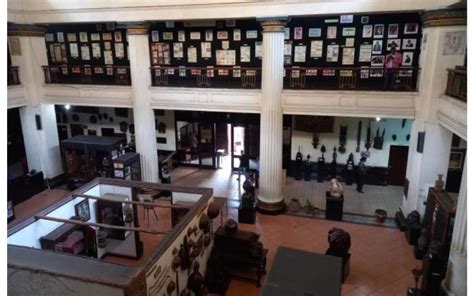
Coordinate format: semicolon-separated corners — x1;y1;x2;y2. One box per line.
106;22;115;31
370;68;384;77
165;21;175;28
362;25;373;38
327;26;337;39
67;33;77;42
91;33;100;41
81;45;90;60
325;19;339;24
205;30;213;41
163;32;173;41
294;27;303;40
294;45;306;63
360;68;369;78
255;41;262;58
222;40;230;50
345;38;354;47
190;32;201;40
151;31;159;42
102;33;112;41
323;68;336;76
45;33;54;42
402;38;417;49
386;39;401;50
226;19;236;27
342;47;355;65
402;52;414;66
92;43;101;58
404;23;419;34
373;24;384;38
284;27;290;40
361;16;369;24
173;43;184;58
342;27;356;36
372;40;383;54
69;43;79;58
449;150;464;169
340;15;353;24
217;31;228;40
178;31;186;42
96;24;102;31
79;32;88;43
246;30;258;39
371;55;384;67
233;29;241;41
57;32;64;43
443;31;466;55
104;42;111;50
387;24;399;38
201;42;212;58
74;199;90;221
308;28;321;37
114;31;122;42
187;47;197;63
240;45;251;62
359;44;372;62
326;44;339;62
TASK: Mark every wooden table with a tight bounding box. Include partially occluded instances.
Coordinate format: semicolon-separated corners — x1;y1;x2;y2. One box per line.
261;246;342;296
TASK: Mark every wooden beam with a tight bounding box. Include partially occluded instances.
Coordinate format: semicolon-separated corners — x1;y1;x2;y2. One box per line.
34;215;169;235
72;194;192;209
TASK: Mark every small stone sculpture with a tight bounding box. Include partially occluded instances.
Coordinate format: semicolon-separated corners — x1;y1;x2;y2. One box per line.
328;178;344;198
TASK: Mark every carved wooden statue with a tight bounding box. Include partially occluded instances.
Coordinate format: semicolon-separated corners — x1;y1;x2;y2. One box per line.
326;228;351;258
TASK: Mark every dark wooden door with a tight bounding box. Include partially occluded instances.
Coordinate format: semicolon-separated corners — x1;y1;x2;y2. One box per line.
388;145;409;186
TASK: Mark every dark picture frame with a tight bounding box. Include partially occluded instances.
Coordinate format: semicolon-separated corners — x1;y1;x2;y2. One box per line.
416;132;425;153
449;150;464;170
74;199;91;221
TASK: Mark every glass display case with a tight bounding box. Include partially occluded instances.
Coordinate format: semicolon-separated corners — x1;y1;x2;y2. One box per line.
61;135;124;189
112;153;142;181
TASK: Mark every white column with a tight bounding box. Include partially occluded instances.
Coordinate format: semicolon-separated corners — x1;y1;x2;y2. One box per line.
127;24;159;183
8;25;63;179
442;156;466;295
401;9;466;215
256;19;286;214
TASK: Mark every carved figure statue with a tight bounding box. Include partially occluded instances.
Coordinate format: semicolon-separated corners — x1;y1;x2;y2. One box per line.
326;228;351;258
328;178;344;198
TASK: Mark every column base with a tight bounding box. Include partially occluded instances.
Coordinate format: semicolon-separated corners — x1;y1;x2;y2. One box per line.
256;199;286;215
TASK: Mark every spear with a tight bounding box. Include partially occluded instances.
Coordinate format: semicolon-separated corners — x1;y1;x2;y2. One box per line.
356;120;362;152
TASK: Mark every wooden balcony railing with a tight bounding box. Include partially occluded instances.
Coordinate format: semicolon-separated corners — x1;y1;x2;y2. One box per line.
446;66;466;102
150;66;261;89
283;67;419;91
8;66;20;86
42;65;131;86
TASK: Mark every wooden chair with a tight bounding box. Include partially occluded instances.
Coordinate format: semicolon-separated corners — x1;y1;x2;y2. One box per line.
137;194;158;227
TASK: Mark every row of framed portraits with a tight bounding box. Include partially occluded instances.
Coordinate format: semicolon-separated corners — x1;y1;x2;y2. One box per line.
150;42;263;66
153;66;256;78
46;31;125;43
287;41;416;66
50;66;128;76
150;29;259;42
48;42;127;64
286;23;419;40
287;68;414;78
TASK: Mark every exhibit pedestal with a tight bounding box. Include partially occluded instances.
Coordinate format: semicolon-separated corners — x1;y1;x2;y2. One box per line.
325;192;343;221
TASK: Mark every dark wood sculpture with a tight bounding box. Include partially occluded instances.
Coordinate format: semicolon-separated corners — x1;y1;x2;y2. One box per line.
338;125;347;154
325;227;351;282
179;236;192;271
239;181;256;224
373;128;385;150
187;261;204;295
364;120;372;151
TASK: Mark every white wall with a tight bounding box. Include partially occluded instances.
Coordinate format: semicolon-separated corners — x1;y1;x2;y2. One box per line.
59;107;176;151
291;116;412;167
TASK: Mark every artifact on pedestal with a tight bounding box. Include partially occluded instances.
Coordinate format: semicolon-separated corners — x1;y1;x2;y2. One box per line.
328;178;344;198
238;181;256;224
434;174;444;192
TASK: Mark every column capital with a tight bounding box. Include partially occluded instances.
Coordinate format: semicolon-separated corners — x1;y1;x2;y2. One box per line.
258;17;287;33
8;24;47;37
421;8;466;28
126;23;150;35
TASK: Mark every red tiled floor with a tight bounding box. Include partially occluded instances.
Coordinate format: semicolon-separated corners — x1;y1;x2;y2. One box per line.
222;208;421;296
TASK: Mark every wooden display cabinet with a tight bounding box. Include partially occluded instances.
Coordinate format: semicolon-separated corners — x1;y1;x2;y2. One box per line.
113;152;142;181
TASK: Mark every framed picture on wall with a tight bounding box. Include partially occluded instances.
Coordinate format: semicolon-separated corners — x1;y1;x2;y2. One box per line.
308;28;321;37
246;30;258;39
67;33;77;42
449;150;464;169
178;31;186;42
327;26;337;39
404;23;419;34
386;39;401;50
74;199;91;221
387;24;399;38
372;40;383;54
402;52;414;66
233;29;241;41
340;15;353;24
151;31;159;42
342;27;356;36
217;31;228;40
402;38;417;49
362;25;372;38
361;16;369;24
373;24;384;38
